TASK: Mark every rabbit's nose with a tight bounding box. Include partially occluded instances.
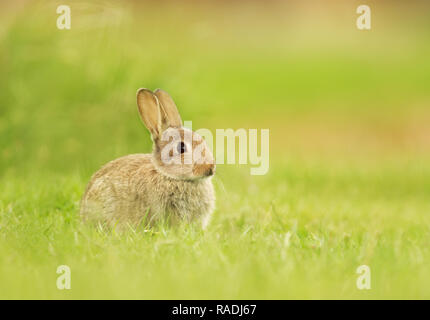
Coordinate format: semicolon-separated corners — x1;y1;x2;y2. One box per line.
206;166;215;176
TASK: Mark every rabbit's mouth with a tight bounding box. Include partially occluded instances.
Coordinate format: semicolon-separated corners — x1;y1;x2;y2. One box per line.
192;163;216;179
204;167;215;177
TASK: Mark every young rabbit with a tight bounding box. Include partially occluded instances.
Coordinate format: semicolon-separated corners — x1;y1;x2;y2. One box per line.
80;88;215;229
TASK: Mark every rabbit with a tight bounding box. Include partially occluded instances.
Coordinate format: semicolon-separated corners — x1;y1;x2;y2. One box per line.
80;88;215;229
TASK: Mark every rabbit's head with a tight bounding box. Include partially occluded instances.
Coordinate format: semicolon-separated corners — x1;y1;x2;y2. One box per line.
137;88;215;180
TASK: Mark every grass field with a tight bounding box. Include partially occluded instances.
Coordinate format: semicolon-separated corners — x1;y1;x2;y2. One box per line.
1;1;430;299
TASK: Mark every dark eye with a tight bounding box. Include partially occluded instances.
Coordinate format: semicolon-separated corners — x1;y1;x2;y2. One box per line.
177;142;186;154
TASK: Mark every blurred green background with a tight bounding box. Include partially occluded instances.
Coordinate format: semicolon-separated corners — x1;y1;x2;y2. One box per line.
0;0;429;299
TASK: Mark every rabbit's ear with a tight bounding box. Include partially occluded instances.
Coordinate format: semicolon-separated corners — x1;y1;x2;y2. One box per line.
154;89;182;128
137;88;162;138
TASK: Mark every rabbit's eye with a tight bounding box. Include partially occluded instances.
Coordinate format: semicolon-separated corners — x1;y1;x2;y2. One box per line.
177;142;187;154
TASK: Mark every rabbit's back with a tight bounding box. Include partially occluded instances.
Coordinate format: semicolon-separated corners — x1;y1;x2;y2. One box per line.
80;154;215;227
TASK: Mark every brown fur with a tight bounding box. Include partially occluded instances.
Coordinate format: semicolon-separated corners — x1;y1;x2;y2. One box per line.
80;89;215;229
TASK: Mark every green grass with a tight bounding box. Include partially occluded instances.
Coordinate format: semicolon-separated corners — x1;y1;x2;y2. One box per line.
0;1;430;299
1;162;430;299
